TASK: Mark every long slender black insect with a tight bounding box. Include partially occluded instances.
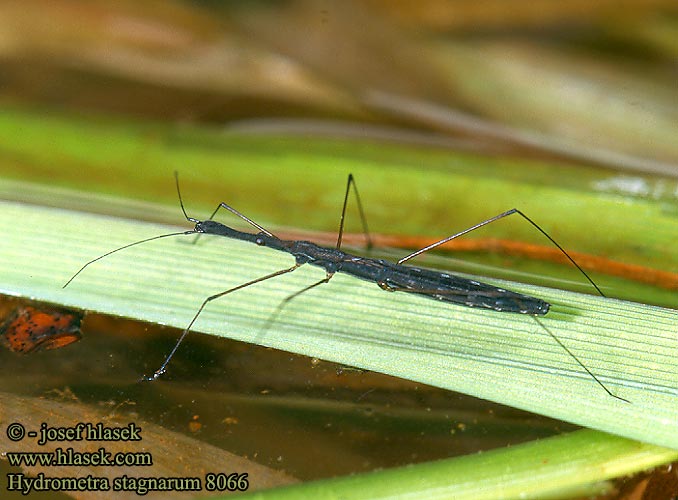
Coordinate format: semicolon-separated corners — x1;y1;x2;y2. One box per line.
64;173;628;403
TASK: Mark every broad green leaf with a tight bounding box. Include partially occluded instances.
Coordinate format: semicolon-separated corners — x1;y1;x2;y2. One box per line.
2;196;677;450
236;429;678;500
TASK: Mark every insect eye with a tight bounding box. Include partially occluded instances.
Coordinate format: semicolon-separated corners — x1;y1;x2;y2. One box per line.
255;238;265;246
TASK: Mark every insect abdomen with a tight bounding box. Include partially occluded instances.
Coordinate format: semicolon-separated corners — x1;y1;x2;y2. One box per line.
380;265;550;315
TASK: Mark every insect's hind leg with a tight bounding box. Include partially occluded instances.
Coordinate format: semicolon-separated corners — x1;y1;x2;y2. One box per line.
144;263;300;381
532;316;629;403
397;208;604;298
393;208;625;401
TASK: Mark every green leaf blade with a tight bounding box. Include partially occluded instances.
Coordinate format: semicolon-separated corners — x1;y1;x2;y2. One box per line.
236;429;678;500
3;197;677;450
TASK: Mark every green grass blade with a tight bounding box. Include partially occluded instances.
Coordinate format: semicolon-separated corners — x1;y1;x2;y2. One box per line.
234;429;678;500
2;197;677;449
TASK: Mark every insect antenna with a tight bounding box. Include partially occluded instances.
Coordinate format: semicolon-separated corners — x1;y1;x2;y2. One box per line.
63;172;200;288
174;170;199;224
63;231;195;288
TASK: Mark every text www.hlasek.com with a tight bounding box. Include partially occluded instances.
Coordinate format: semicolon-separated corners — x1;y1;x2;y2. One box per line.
6;447;152;467
5;420;251;495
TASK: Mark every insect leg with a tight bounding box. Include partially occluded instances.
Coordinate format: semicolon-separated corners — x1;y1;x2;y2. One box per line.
378;282;625;401
145;263;300;381
279;272;335;305
174;171;278;244
190;201;278;245
397;208;604;297
336;174;373;251
393;210;627;401
205;202;276;237
533;317;629;403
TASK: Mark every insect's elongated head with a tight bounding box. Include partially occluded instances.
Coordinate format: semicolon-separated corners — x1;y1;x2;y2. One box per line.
195;219;263;244
195;219;291;254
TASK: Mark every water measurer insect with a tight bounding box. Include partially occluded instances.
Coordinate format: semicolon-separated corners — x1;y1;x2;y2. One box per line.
64;173;628;403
